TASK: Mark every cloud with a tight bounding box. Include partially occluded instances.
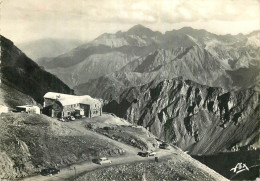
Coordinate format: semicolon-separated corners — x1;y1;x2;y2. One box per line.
1;0;259;43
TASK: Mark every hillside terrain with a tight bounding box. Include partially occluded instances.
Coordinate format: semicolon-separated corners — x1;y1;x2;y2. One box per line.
0;35;74;106
0;82;39;109
0;113;129;179
0;112;228;180
75;153;227;181
103;77;260;155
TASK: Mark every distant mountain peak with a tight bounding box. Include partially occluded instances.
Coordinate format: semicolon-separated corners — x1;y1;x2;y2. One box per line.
128;24;147;30
178;27;209;34
127;24;161;37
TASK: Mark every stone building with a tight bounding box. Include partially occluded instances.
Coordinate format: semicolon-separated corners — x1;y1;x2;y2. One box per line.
16;105;40;114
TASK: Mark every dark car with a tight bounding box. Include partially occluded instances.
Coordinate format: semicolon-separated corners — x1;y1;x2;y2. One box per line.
41;168;60;176
138;151;149;157
159;142;171;150
138;151;153;157
74;114;81;119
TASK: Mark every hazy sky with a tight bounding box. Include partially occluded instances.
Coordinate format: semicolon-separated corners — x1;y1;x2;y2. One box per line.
1;0;259;44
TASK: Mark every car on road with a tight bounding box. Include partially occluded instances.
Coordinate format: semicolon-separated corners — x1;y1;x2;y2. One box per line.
138;151;149;157
97;157;112;165
68;116;75;121
74;114;81;119
159;142;171;150
58;118;65;122
149;150;156;156
138;151;156;157
40;168;60;176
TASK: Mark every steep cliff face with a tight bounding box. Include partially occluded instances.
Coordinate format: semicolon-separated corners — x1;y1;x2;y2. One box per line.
104;78;259;154
0;35;74;106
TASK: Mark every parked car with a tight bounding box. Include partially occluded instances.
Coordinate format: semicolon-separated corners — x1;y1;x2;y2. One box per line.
68;116;75;121
159;142;171;150
58;118;65;122
138;151;156;157
40;168;60;176
138;151;149;157
97;157;112;165
74;114;81;119
149;150;157;156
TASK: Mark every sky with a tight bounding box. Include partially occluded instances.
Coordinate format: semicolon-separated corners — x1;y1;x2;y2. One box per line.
1;0;259;44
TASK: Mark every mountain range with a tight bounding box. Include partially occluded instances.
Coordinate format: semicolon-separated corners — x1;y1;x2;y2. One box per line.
1;25;259;180
103;77;259;154
32;25;259;98
30;24;259;155
2;25;259;155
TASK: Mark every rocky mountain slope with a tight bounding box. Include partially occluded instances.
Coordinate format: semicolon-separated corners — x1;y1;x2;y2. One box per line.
74;27;260;98
0;35;74;107
37;25;160;87
103;77;259;155
0;82;39;109
17;38;83;61
42;25;259;89
75;46;259;100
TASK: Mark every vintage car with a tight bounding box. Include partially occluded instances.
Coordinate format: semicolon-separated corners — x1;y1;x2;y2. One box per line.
159;142;171;150
138;151;156;157
149;150;157;156
40;168;60;176
69;116;75;121
58;118;65;122
97;157;112;165
74;114;81;119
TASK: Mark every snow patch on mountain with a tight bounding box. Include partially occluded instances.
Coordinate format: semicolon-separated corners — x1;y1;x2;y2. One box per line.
246;32;260;47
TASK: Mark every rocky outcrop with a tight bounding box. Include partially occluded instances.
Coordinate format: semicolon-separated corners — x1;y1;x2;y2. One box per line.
104;78;259;154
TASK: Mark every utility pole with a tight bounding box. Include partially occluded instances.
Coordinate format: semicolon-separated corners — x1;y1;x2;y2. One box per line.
74;166;76;180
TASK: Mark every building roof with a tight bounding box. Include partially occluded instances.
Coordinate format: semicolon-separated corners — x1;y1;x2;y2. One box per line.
44;92;75;100
16;105;40;109
44;92;101;107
